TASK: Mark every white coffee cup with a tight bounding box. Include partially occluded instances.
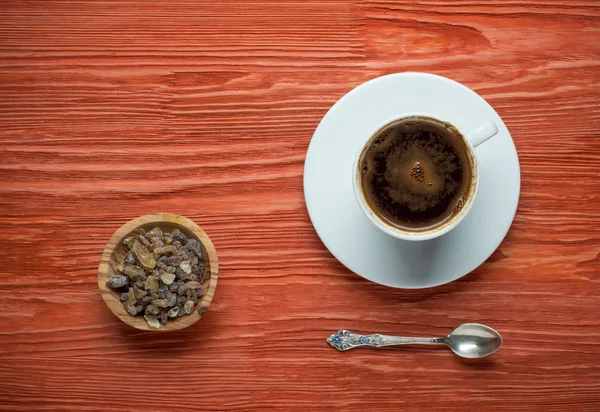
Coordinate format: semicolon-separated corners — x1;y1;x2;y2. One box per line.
353;114;498;241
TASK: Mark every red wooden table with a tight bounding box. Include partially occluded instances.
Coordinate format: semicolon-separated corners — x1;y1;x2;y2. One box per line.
1;1;599;411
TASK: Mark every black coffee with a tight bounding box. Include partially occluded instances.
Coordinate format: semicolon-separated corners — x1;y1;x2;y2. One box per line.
360;118;473;231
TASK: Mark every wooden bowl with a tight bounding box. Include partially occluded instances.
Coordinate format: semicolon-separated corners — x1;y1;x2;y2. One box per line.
97;212;218;331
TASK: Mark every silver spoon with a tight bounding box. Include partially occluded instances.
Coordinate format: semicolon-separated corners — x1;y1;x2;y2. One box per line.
327;323;502;358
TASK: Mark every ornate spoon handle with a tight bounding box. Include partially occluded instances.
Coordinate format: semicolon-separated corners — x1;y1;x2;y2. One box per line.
327;330;446;351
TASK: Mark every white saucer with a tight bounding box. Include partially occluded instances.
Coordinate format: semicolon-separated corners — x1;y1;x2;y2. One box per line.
304;73;520;289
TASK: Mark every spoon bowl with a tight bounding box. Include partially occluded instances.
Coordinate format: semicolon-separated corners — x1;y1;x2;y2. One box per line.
445;323;502;359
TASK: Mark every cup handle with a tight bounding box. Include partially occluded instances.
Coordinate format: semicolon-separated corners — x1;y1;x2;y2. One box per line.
466;121;499;148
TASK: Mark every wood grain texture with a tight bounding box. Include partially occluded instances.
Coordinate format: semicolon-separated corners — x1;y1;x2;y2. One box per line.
0;0;599;411
97;212;218;332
